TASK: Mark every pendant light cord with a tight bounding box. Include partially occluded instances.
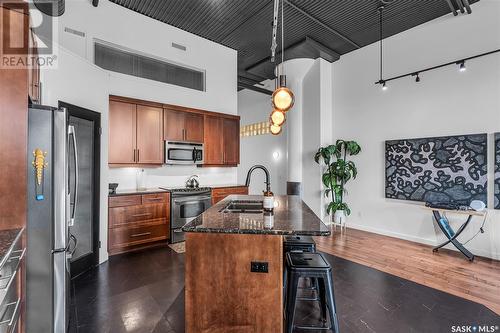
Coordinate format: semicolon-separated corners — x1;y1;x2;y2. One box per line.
379;5;384;82
281;0;284;75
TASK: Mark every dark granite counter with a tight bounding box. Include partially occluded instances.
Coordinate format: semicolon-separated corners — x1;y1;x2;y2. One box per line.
182;195;330;236
208;184;248;189
109;188;169;197
0;228;23;269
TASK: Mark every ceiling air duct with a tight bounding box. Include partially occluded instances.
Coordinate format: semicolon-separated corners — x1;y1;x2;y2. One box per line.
34;0;65;17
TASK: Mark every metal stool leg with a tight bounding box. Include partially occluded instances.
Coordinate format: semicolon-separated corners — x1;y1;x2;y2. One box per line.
324;272;340;333
285;271;300;333
317;277;327;324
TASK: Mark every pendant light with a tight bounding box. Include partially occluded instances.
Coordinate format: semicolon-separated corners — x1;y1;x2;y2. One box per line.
270;109;286;126
271;0;294;112
269;0;294;136
272;75;294;112
377;3;386;91
270;123;282;135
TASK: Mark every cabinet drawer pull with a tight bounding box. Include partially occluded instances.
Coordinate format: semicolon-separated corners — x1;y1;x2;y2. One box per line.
130;232;152;238
146;198;164;201
131;213;152;218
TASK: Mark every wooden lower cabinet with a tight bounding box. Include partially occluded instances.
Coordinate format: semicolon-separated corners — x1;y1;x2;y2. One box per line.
108;193;170;255
109;223;169;250
211;186;249;205
185;233;283;333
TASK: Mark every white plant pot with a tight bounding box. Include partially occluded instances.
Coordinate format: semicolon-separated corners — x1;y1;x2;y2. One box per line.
333;210;347;225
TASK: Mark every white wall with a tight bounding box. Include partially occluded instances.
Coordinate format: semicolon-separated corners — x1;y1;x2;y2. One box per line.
38;0;238;263
332;0;500;259
237;90;287;195
302;58;334;219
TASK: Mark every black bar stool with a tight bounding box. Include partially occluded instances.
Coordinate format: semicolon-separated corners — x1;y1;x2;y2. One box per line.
284;235;316;253
285;252;340;333
283;235;317;301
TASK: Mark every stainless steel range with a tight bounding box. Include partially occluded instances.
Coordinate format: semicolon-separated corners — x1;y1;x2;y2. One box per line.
160;187;212;243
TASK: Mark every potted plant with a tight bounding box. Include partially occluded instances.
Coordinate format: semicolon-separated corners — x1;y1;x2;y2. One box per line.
314;140;361;226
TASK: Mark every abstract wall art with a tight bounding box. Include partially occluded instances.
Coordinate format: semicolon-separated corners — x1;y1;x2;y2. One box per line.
385;133;488;205
495;133;500;209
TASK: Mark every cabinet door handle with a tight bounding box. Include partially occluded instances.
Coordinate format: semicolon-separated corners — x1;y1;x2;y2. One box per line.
131;213;152;218
131;232;152;238
133;149;136;162
137;149;140;162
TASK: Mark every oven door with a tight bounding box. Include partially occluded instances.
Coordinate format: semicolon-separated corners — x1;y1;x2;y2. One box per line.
172;194;212;228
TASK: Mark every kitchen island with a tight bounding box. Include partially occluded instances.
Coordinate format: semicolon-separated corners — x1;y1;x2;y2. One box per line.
182;195;330;333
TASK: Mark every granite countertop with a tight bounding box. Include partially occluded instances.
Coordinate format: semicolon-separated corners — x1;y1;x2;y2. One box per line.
206;184;247;189
109;188;170;197
109;185;247;197
182;195;330;236
0;228;23;270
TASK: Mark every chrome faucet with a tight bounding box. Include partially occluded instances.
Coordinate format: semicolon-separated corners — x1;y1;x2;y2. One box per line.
245;165;271;193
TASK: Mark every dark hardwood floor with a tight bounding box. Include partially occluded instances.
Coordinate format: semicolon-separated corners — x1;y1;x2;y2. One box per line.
314;227;500;315
69;246;499;333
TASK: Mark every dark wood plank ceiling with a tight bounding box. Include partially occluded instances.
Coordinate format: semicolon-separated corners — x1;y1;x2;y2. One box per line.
109;0;479;89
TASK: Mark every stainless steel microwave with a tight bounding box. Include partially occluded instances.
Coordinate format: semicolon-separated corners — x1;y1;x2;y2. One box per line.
165;141;204;165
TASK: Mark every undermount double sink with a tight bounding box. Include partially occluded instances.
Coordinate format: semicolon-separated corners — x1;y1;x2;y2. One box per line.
220;200;264;214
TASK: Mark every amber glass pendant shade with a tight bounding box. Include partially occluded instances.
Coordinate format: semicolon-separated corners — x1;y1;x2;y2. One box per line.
271;86;294;112
270;123;282;135
270;109;286;126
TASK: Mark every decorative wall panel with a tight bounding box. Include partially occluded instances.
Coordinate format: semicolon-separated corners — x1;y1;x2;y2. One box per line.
495;133;500;209
385;133;487;205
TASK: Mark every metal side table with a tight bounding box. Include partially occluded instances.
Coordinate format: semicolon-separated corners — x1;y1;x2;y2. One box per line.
424;207;485;261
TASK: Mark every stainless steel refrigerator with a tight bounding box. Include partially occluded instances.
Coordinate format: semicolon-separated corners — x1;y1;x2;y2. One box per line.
27;105;78;333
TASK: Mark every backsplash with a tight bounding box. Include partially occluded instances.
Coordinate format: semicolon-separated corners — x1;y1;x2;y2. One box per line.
108;165;238;190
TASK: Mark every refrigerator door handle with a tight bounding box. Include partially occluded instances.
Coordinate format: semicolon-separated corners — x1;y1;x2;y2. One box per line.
68;234;78;257
68;125;79;227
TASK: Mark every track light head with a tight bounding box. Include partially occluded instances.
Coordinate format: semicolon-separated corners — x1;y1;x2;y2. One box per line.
415;73;420;83
458;61;466;72
382;81;388;91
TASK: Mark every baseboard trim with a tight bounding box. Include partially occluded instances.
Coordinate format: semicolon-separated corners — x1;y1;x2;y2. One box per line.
345;222;500;261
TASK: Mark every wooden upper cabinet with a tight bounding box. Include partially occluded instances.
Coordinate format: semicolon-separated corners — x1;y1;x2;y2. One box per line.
28;28;40;103
164;109;204;143
109;101;136;164
108;95;240;167
163;109;185;142
203;115;224;165
136;105;163;164
203;115;240;166
185;113;204;143
222;118;240;165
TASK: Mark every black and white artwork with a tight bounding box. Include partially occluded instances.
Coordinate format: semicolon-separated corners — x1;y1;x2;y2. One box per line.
495;133;500;209
385;133;487;205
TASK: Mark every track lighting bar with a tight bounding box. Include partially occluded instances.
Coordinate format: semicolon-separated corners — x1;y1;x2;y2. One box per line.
375;48;500;87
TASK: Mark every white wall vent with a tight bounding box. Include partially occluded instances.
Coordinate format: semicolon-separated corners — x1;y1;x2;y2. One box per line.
171;42;187;51
64;27;85;38
94;41;205;91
